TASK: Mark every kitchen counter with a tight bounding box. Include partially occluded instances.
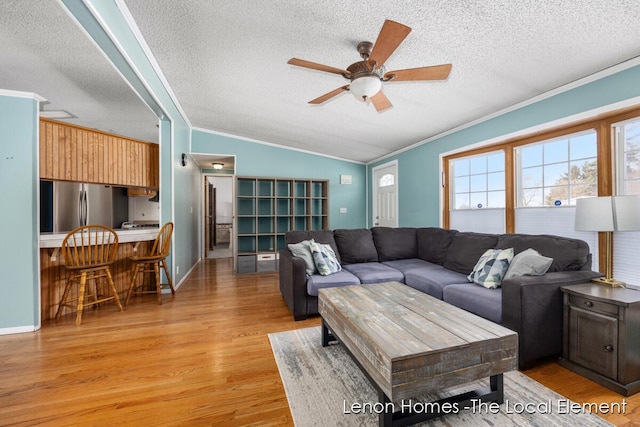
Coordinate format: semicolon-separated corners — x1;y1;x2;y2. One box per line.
40;228;159;248
40;229;158;322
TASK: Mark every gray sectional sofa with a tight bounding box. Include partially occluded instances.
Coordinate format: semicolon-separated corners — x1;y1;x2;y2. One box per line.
278;227;602;369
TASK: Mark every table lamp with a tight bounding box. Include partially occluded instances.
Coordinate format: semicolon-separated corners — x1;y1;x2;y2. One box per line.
575;195;640;287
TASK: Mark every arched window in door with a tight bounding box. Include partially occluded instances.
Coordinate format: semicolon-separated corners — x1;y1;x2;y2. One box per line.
379;173;394;187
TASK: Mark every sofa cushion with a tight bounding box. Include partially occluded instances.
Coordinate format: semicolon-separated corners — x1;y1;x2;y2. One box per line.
286;230;341;264
404;268;469;299
443;232;499;274
343;262;405;284
443;284;502;324
467;248;514;289
371;227;418;261
334;229;378;265
287;239;316;276
381;258;441;275
496;233;590;272
417;228;458;265
309;241;342;276
306;270;361;296
504;248;553;280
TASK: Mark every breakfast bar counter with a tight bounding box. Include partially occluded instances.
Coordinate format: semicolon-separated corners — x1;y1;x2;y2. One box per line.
40;228;159;248
39;229;158;321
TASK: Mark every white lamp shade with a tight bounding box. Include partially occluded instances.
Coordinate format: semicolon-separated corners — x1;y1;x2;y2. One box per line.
613;195;640;231
350;76;382;100
575;197;614;231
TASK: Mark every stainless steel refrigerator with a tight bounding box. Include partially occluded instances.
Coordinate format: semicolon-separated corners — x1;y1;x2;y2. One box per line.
39;182;129;233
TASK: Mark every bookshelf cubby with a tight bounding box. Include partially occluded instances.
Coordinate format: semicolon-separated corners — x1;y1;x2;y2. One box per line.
234;176;329;273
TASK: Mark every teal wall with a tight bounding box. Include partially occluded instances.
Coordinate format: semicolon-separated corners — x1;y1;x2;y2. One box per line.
69;0;201;283
3;0;637;336
368;65;640;227
0;94;40;331
172;121;200;280
192;130;366;229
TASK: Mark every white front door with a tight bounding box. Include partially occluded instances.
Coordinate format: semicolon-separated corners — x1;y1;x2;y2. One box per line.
373;162;398;227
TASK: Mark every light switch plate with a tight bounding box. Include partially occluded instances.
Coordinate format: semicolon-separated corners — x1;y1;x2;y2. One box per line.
340;207;347;214
340;174;352;185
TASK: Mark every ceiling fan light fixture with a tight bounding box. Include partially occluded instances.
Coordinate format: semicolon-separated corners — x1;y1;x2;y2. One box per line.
349;76;382;101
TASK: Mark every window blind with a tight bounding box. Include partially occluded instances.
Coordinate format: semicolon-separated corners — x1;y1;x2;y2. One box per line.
449;208;505;234
515;207;599;271
613;231;640;287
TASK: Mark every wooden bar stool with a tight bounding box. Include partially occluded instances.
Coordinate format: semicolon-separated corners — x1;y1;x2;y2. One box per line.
55;225;123;325
125;222;175;306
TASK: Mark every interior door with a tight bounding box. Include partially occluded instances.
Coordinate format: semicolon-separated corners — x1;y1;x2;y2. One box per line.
373;163;398;227
204;180;210;257
209;184;216;250
214;184;218;249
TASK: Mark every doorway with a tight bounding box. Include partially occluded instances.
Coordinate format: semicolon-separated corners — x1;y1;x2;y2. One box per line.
372;160;399;227
204;175;234;259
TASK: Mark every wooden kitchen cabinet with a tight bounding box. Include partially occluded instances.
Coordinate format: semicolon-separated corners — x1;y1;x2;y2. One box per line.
39;118;159;189
560;283;640;396
127;188;157;197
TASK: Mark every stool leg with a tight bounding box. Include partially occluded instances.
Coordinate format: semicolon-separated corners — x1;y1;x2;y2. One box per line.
154;262;162;305
55;273;74;321
162;259;175;295
105;267;122;312
76;271;87;326
125;263;141;307
90;272;100;304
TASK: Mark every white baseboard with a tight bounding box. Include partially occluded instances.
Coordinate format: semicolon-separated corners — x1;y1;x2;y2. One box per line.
0;325;40;335
174;258;201;290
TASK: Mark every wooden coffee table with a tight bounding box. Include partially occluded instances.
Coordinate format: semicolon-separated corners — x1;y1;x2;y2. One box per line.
318;281;518;426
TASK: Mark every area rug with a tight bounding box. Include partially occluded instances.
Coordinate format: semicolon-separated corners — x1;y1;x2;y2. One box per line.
269;327;615;426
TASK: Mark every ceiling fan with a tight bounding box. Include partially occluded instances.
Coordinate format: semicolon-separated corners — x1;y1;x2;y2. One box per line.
287;19;452;112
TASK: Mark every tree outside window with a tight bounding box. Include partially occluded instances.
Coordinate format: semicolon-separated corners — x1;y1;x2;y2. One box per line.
518;131;597;207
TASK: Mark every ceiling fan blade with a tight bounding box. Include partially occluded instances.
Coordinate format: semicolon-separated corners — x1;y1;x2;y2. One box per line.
369;20;411;68
288;58;350;77
384;64;452;82
370;91;393;112
309;85;350;104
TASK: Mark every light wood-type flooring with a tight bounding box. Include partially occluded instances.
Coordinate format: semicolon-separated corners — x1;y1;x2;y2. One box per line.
1;258;639;425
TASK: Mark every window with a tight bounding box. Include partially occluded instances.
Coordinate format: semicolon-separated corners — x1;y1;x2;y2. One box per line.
613;118;640;286
442;106;640;275
379;173;394;187
513;130;599;269
449;151;505;233
451;151;505;210
516;130;597;207
616;118;640;195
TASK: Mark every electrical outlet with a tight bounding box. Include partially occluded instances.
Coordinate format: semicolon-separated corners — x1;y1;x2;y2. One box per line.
176;265;180;275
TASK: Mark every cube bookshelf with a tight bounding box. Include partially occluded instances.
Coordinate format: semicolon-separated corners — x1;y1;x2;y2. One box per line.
235;176;329;273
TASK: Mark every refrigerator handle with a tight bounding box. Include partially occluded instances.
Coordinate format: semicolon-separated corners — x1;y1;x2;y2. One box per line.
82;190;88;226
83;190;89;225
78;190;83;227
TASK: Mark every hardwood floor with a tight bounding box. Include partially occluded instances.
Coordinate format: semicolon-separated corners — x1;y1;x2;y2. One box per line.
0;258;638;425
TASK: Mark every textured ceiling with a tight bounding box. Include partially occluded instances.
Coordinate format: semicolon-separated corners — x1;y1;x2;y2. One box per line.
124;0;640;162
0;0;159;143
2;1;640;164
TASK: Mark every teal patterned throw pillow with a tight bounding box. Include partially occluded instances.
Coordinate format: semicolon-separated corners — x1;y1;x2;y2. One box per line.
309;241;342;276
467;248;514;289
